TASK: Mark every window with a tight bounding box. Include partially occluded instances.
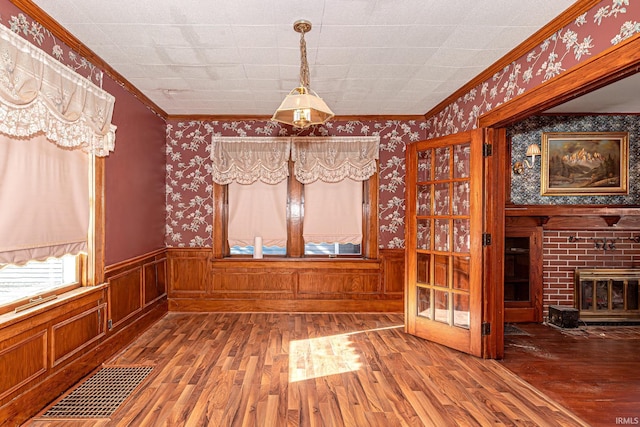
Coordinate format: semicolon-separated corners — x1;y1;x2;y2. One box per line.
302;179;363;256
228;180;288;255
0;134;100;315
0;25;115;314
0;255;81;307
211;137;379;259
0;134;99;314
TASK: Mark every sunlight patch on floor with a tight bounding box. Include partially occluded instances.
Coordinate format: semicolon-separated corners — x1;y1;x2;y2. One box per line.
288;325;402;382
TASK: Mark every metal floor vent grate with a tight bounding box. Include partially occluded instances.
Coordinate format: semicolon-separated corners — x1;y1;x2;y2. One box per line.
41;366;153;419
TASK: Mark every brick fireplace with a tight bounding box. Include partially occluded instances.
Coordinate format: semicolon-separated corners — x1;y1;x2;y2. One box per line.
543;230;640;321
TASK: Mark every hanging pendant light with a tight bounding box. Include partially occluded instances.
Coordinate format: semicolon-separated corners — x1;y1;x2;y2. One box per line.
272;20;334;129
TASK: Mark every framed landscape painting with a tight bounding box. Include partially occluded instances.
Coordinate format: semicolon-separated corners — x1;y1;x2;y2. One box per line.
540;132;629;196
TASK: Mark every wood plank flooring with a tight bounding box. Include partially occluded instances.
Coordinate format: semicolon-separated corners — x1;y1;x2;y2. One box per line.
500;322;640;427
28;313;588;426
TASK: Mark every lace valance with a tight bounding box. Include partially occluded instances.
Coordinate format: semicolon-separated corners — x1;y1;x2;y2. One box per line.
0;25;116;156
211;137;291;184
291;136;379;183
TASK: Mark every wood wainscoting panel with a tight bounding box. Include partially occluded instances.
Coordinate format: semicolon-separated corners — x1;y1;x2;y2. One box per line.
51;304;106;367
1;251;168;426
380;249;405;294
108;268;143;328
168;250;212;295
297;271;380;296
143;258;167;306
0;330;46;401
167;250;404;312
213;270;295;293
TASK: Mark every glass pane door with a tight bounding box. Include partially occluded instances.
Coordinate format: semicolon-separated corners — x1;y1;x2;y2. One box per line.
405;130;483;357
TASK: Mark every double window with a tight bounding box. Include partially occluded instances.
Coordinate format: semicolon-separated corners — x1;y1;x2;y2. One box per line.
211;137;379;259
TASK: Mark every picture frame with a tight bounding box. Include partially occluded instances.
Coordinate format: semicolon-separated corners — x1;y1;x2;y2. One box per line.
541;132;629;196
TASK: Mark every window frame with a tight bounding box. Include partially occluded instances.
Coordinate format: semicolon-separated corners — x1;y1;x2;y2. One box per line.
212;160;378;260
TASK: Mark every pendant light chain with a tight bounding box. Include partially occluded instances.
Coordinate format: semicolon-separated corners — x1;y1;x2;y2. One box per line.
299;30;310;89
271;19;334;128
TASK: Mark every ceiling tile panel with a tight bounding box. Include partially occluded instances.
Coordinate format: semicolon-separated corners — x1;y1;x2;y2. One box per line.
30;0;576;115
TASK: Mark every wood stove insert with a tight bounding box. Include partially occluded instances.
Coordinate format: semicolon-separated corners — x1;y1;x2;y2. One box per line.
575;268;640;322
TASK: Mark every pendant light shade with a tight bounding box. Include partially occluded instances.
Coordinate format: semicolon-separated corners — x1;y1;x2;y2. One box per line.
272;20;334;129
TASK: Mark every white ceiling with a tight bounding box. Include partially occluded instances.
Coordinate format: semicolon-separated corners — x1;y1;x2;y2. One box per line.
31;0;581;116
545;73;640;114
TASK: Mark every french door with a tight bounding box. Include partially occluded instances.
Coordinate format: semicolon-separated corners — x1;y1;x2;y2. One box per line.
405;129;485;357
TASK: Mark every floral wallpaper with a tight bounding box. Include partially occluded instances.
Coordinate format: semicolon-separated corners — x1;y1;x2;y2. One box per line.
0;9;103;86
509;115;640;205
165;120;425;249
425;0;640;138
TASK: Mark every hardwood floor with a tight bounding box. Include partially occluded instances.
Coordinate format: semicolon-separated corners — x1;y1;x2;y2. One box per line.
500;322;640;427
28;313;588;426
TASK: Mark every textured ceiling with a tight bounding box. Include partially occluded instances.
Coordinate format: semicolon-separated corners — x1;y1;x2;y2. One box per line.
31;0;578;116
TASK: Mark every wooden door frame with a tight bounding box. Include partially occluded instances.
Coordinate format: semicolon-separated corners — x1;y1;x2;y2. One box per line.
482;128;505;359
504;226;544;323
478;35;640;359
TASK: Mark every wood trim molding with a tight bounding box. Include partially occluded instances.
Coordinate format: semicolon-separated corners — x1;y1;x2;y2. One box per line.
479;35;640;128
91;157;106;286
167;114;427;122
505;205;640;217
424;0;601;122
9;0;168;119
104;247;166;274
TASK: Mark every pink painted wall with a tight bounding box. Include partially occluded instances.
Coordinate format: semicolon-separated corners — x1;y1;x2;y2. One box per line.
102;78;166;265
0;2;167;265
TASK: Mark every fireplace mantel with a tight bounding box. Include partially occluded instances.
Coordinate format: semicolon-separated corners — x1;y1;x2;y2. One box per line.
506;205;640;229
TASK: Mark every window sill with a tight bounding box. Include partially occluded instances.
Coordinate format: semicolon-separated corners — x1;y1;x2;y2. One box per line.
0;283;107;329
212;257;380;269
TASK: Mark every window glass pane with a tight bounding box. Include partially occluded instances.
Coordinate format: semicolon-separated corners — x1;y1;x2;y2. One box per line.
433;255;449;288
416;253;430;284
417;286;431;319
304;243;361;256
452;182;470;216
433;183;450;215
0;254;78;306
434;219;450;252
434;147;450;180
417;219;430;250
417;185;430;216
230;245;287;256
417;150;431;182
453;293;470;329
453;219;470;253
434;290;449;324
453;143;471;179
452;256;470;291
